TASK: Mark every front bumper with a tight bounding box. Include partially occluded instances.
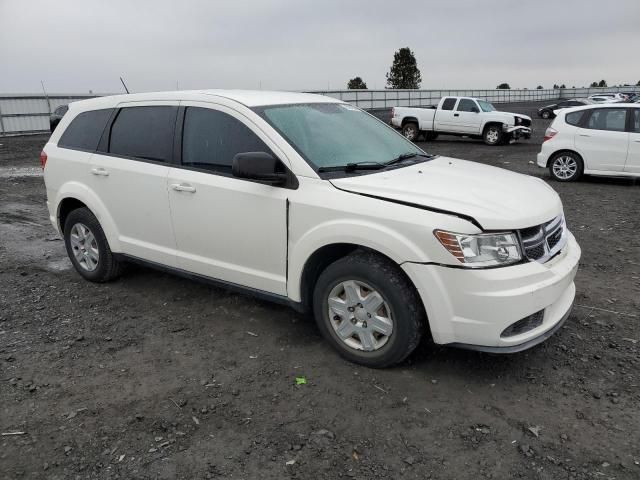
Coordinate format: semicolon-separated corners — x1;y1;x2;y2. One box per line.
402;232;581;351
505;125;532;139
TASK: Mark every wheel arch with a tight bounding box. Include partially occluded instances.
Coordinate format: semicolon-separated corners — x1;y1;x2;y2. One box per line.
546;149;584;168
401;116;419;128
54;182;121;251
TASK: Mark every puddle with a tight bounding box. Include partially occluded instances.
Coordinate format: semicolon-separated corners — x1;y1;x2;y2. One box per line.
0;167;43;178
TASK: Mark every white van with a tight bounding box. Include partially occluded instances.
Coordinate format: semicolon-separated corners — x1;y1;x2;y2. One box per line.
42;90;580;367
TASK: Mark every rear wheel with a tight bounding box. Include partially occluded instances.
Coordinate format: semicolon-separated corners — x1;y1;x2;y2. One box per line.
63;207;122;282
312;251;425;368
483;124;503;146
549;152;583;182
402;122;419;142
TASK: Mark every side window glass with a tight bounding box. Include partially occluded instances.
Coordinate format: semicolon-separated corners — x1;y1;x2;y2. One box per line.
441;98;456;111
181;107;272;174
58;109;113;151
108;106;177;162
633;110;640;133
456;99;477;112
585;109;626;132
565;111;584;126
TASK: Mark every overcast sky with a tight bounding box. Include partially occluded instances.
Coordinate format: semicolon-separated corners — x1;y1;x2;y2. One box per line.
1;0;639;94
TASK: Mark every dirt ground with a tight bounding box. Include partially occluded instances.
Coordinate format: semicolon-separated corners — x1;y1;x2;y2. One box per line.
1;103;639;480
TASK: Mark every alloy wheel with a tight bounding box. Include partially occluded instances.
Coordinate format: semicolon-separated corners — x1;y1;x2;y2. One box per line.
69;223;99;271
552;156;578;180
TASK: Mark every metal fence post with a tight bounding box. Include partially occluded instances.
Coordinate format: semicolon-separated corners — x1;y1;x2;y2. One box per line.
0;101;5;135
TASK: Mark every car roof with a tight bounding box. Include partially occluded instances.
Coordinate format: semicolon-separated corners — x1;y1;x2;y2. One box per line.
558;103;640;115
67;89;342;112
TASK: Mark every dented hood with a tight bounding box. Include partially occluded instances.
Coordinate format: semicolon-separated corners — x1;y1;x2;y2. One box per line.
330;157;562;230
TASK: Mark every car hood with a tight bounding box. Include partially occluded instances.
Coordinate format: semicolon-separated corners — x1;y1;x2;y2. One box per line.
484;111;532;123
539;104;557;110
329;157;562;230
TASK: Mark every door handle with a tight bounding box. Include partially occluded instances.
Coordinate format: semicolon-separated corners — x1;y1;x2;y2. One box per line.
578;134;590;137
453;113;460;117
170;183;196;193
91;167;109;176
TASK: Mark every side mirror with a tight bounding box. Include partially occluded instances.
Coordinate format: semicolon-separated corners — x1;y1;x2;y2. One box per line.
471;106;480;113
232;152;288;185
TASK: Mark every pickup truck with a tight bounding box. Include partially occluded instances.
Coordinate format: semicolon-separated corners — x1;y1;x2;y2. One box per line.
390;96;532;145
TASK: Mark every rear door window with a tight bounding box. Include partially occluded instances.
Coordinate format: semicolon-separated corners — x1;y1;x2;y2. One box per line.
58;109;113;151
632;109;640;133
181;107;272;174
584;108;627;132
108;106;177;162
441;98;456;110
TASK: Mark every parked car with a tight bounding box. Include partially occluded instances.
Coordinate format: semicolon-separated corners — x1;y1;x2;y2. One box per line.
50;105;68;132
537;99;591;119
42;90;580;367
537;104;640;181
620;92;639;103
390;97;532;145
587;94;624;103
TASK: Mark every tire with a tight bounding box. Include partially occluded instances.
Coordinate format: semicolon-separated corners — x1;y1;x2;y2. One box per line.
483;124;503;146
402;122;419;142
312;251;425;368
424;132;439;141
63;207;123;282
548;152;583;182
541;110;552;119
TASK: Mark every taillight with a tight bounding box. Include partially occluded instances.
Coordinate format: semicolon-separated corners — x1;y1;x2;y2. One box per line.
40;150;48;168
543;127;558;142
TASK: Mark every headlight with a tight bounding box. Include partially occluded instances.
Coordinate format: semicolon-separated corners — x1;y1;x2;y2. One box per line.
434;230;522;267
515;116;522;125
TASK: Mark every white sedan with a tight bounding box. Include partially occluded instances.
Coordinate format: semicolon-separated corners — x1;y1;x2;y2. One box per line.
537;104;640;181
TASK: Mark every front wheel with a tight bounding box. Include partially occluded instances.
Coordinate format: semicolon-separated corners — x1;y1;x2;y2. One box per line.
549;152;583;182
483;125;503;146
541;110;552;119
312;251;425;368
402;122;419;142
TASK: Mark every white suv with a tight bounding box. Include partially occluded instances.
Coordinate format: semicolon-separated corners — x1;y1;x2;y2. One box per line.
43;90;581;367
537;104;640;181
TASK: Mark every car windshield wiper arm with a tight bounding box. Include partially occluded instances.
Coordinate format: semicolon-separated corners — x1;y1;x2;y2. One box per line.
318;161;386;173
384;152;433;166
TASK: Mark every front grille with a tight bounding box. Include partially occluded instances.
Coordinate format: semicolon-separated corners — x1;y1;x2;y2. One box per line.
501;310;544;338
519;215;566;263
521;118;532;128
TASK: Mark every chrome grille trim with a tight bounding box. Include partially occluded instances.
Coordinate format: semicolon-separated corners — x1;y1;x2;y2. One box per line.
519;215;567;263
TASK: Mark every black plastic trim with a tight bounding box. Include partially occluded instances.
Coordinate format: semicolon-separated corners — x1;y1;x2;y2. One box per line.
114;254;305;313
446;303;572;354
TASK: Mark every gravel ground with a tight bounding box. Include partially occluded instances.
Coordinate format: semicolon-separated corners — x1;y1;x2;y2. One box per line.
1;102;639;480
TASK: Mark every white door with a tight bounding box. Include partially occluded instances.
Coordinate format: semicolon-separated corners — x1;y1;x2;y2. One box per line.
434;97;463;133
454;98;483;134
574;108;629;172
89;102;178;266
167;102;289;295
625;108;640;174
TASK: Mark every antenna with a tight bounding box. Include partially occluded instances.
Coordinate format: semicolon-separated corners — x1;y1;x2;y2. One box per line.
120;77;130;94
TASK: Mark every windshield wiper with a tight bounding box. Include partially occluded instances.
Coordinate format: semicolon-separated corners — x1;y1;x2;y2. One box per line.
384;152;433;166
318;161;386;173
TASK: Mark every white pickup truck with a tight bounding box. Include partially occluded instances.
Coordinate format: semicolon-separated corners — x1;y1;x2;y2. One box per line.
390;96;532;145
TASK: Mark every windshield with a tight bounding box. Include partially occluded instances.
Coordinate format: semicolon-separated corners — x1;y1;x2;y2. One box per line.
477;100;496;112
254;103;423;170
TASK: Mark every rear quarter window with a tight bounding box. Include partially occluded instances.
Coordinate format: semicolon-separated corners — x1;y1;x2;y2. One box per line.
58;109;113;151
565;111;584;126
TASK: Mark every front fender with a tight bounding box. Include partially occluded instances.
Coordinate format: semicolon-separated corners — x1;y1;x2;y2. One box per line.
54;181;121;251
287;218;426;302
